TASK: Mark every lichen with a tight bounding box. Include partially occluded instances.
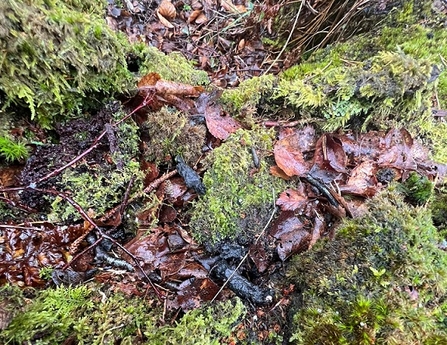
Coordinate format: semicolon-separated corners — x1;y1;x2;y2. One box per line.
0;284;245;345
287;186;447;344
189;127;287;245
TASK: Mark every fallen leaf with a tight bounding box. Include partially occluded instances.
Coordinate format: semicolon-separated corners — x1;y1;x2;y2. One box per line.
274;135;310;177
221;0;247;13
205;113;241;140
276;186;308;211
158;0;176;19
156;10;174;28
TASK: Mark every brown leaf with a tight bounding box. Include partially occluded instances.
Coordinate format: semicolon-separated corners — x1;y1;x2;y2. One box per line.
188;9;202;23
340;160;379;197
221;0;247;13
158;0;177;19
194;12;208;24
138;72;161;88
205;113;241;140
195;92;241;140
269;165;292;180
276;186;308;211
156;10;174;28
274;134;310;177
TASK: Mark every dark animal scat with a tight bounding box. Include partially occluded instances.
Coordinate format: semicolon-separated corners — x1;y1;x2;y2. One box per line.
175;155;206;195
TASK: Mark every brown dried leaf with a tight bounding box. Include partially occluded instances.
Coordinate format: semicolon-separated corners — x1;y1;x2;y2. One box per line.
221;0;247;13
138;72;160;88
194;12;208;24
158;0;177;19
188;9;202;23
156;10;174;28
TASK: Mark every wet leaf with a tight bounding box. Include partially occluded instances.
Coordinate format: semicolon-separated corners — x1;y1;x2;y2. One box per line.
269;211;311;260
205;112;242;140
274;132;310;177
276;186;308;211
195;92;241;140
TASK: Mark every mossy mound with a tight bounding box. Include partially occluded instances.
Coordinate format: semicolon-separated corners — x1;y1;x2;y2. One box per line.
287;186;447;344
142;107;207;166
189;127;287;246
0;0;209;130
0;0;134;128
0;284;245;344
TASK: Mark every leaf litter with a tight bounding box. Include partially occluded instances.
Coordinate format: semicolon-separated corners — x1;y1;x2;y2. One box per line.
2;4;447;341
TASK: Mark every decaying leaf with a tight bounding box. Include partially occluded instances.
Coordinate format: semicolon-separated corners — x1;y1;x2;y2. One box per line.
276;185;308;212
195;92;242;140
156;10;175;28
221;0;247;13
138;72;204;98
274;134;310;177
158;0;177;19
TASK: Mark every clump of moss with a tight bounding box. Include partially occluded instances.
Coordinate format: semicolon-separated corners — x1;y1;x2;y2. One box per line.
0;285;245;345
276;49;436;131
135;44;209;86
287;187;447;344
144;299;245;345
0;135;28;162
221;74;276;123
142;107;206;165
49;108;142;222
0;0;135;128
400;172;434;205
190;127;287;245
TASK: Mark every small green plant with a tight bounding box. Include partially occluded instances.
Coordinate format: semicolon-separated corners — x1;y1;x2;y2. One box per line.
401;172;434;205
0;135;28;162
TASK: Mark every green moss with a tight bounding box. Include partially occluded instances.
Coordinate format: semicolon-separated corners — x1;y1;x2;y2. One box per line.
0;0;134;128
287;187;447;344
221;74;276;122
142;107;206;165
276;49;435;131
0;135;28;162
189;127;287;245
400;172;434;205
134;44;209;86
48;109;143;222
0;1;209;129
1;285;245;345
144;299;245;345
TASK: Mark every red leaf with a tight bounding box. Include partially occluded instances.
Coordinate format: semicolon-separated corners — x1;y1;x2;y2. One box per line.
205;112;241;140
274;133;310;177
276;186;308;211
